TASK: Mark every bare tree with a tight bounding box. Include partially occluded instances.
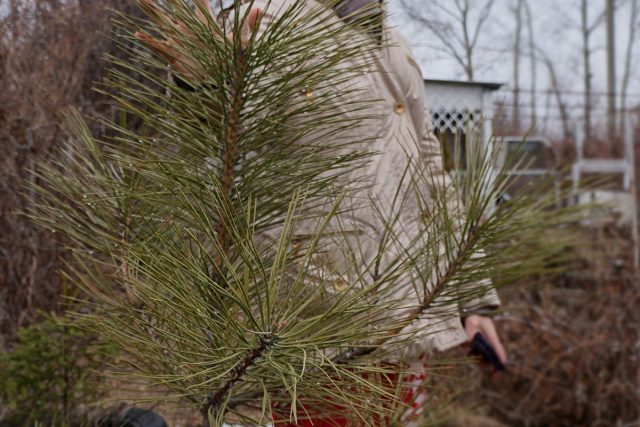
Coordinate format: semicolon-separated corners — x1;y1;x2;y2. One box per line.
606;0;617;141
398;0;496;81
524;0;538;131
580;0;606;142
538;49;572;142
620;0;639;134
512;0;525;132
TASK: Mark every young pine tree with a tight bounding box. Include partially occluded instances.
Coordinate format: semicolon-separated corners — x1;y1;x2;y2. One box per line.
32;0;574;425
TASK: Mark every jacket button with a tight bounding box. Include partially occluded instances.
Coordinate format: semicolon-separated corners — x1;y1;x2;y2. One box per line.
333;279;348;292
394;102;405;115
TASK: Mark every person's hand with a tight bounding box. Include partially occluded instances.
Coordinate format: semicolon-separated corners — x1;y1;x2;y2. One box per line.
464;314;508;366
135;0;262;81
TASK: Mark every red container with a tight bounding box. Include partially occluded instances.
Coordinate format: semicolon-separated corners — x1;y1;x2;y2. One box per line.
271;365;427;426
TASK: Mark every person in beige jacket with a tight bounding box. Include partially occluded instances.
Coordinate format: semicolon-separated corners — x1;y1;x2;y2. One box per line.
137;0;506;393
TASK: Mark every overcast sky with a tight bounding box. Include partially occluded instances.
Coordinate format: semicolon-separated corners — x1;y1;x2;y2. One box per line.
385;0;640;134
386;0;635;83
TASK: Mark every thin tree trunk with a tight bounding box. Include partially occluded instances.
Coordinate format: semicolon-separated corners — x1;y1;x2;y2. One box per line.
513;0;524;133
620;0;638;135
582;0;593;142
524;0;537;131
606;0;617;141
461;0;474;80
541;85;552;135
542;54;571;141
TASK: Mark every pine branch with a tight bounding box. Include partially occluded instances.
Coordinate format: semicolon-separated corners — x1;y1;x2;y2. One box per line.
200;332;278;420
214;38;249;274
333;223;478;364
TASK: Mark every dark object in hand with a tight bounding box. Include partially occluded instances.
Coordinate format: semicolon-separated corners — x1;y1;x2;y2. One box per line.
95;407;168;427
470;332;506;371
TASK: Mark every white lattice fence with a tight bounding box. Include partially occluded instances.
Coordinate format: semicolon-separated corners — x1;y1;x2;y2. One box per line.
431;108;483;134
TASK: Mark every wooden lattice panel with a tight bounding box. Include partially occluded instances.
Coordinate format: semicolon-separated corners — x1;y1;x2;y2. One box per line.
431;109;483;134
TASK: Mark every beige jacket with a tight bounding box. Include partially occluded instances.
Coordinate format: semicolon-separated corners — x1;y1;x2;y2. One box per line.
241;0;500;355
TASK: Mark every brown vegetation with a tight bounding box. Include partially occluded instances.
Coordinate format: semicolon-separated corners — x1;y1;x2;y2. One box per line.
429;226;640;427
0;0;143;347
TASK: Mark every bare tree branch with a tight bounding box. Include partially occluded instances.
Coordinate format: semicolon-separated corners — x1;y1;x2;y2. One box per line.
399;0;495;81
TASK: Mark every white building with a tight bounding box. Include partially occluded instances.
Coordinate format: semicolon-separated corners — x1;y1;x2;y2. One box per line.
424;79;557;203
424;78;502;171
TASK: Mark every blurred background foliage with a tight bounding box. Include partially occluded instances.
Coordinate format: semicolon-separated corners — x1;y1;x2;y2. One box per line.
0;312;115;426
0;0;147;346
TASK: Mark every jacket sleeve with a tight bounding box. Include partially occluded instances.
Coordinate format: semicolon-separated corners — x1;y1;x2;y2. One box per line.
418;108;501;314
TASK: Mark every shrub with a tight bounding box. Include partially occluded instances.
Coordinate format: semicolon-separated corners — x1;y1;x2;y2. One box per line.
0;313;114;427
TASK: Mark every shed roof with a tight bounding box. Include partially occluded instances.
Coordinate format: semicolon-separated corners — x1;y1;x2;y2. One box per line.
423;79;503;91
